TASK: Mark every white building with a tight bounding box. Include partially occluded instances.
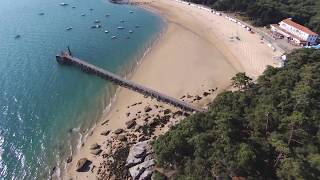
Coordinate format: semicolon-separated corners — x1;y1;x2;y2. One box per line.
271;18;318;46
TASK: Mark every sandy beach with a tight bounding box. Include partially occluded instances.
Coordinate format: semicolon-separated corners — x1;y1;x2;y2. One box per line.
64;0;283;179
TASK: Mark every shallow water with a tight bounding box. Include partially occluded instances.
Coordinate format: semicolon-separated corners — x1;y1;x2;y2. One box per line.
0;0;163;179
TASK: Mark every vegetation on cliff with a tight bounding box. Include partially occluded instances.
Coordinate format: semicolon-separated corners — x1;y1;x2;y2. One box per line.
186;0;320;33
154;49;320;179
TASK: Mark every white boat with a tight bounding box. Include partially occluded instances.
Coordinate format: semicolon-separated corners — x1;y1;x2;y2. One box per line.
104;30;109;33
66;27;73;30
111;36;117;39
129;30;133;33
94;20;100;23
117;26;124;29
59;3;68;6
96;24;101;28
81;13;86;16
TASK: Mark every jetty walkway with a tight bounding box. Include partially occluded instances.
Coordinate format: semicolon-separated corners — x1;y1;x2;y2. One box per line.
56;50;205;113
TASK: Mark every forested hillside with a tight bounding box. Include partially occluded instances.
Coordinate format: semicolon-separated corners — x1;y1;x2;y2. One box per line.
186;0;320;33
154;49;320;179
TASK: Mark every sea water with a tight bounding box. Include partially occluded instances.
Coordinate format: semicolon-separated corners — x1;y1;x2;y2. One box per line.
0;0;163;179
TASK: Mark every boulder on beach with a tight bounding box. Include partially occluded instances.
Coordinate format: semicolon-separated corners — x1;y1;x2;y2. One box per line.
194;95;202;101
163;109;171;115
114;128;124;134
126;120;136;129
129;159;155;180
90;143;100;150
76;158;91;172
91;149;102;155
144;106;152;113
203;92;210;96
100;130;111;136
117;134;127;141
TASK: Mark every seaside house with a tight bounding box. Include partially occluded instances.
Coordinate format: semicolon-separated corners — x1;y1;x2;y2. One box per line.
270;18;319;46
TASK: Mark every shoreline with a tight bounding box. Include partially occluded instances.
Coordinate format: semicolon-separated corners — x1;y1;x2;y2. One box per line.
63;0;283;179
58;17;167;177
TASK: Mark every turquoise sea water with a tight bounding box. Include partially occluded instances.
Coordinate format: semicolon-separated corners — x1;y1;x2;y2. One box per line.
0;0;163;179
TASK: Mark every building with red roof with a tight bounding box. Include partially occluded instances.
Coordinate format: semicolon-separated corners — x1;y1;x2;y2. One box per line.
271;18;318;46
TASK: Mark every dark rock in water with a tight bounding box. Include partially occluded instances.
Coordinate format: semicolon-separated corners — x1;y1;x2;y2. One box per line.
91;149;102;155
163;109;172;115
100;130;111;136
180;95;186;99
126;120;136;129
114;128;124;134
187;94;193;98
203;92;210;97
90;143;100;150
76;158;91;172
66;156;72;163
118;134;127;141
144;106;152;113
126;112;130;117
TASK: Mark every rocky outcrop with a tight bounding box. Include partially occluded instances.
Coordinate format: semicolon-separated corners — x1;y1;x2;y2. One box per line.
114;128;124;135
76;158;91;172
91;149;102;155
126;140;155;180
101;130;111;136
126;120;137;129
90;143;100;150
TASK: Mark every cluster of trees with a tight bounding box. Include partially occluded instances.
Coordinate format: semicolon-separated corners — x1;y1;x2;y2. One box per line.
185;0;320;33
153;49;320;179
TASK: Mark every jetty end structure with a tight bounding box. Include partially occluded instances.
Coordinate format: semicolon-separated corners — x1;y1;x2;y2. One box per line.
56;49;206;113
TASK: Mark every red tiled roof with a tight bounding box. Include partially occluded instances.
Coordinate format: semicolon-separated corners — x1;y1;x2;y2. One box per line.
282;18;318;36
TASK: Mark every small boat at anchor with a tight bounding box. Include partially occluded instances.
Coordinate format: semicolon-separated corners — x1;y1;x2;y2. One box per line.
94;20;100;23
117;26;124;30
129;11;134;13
81;13;86;16
59;3;68;6
111;36;117;39
104;30;109;33
15;35;21;39
66;27;73;31
38;12;45;16
129;30;133;33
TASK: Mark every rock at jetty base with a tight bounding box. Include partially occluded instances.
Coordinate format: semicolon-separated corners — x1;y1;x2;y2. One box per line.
76;158;91;172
